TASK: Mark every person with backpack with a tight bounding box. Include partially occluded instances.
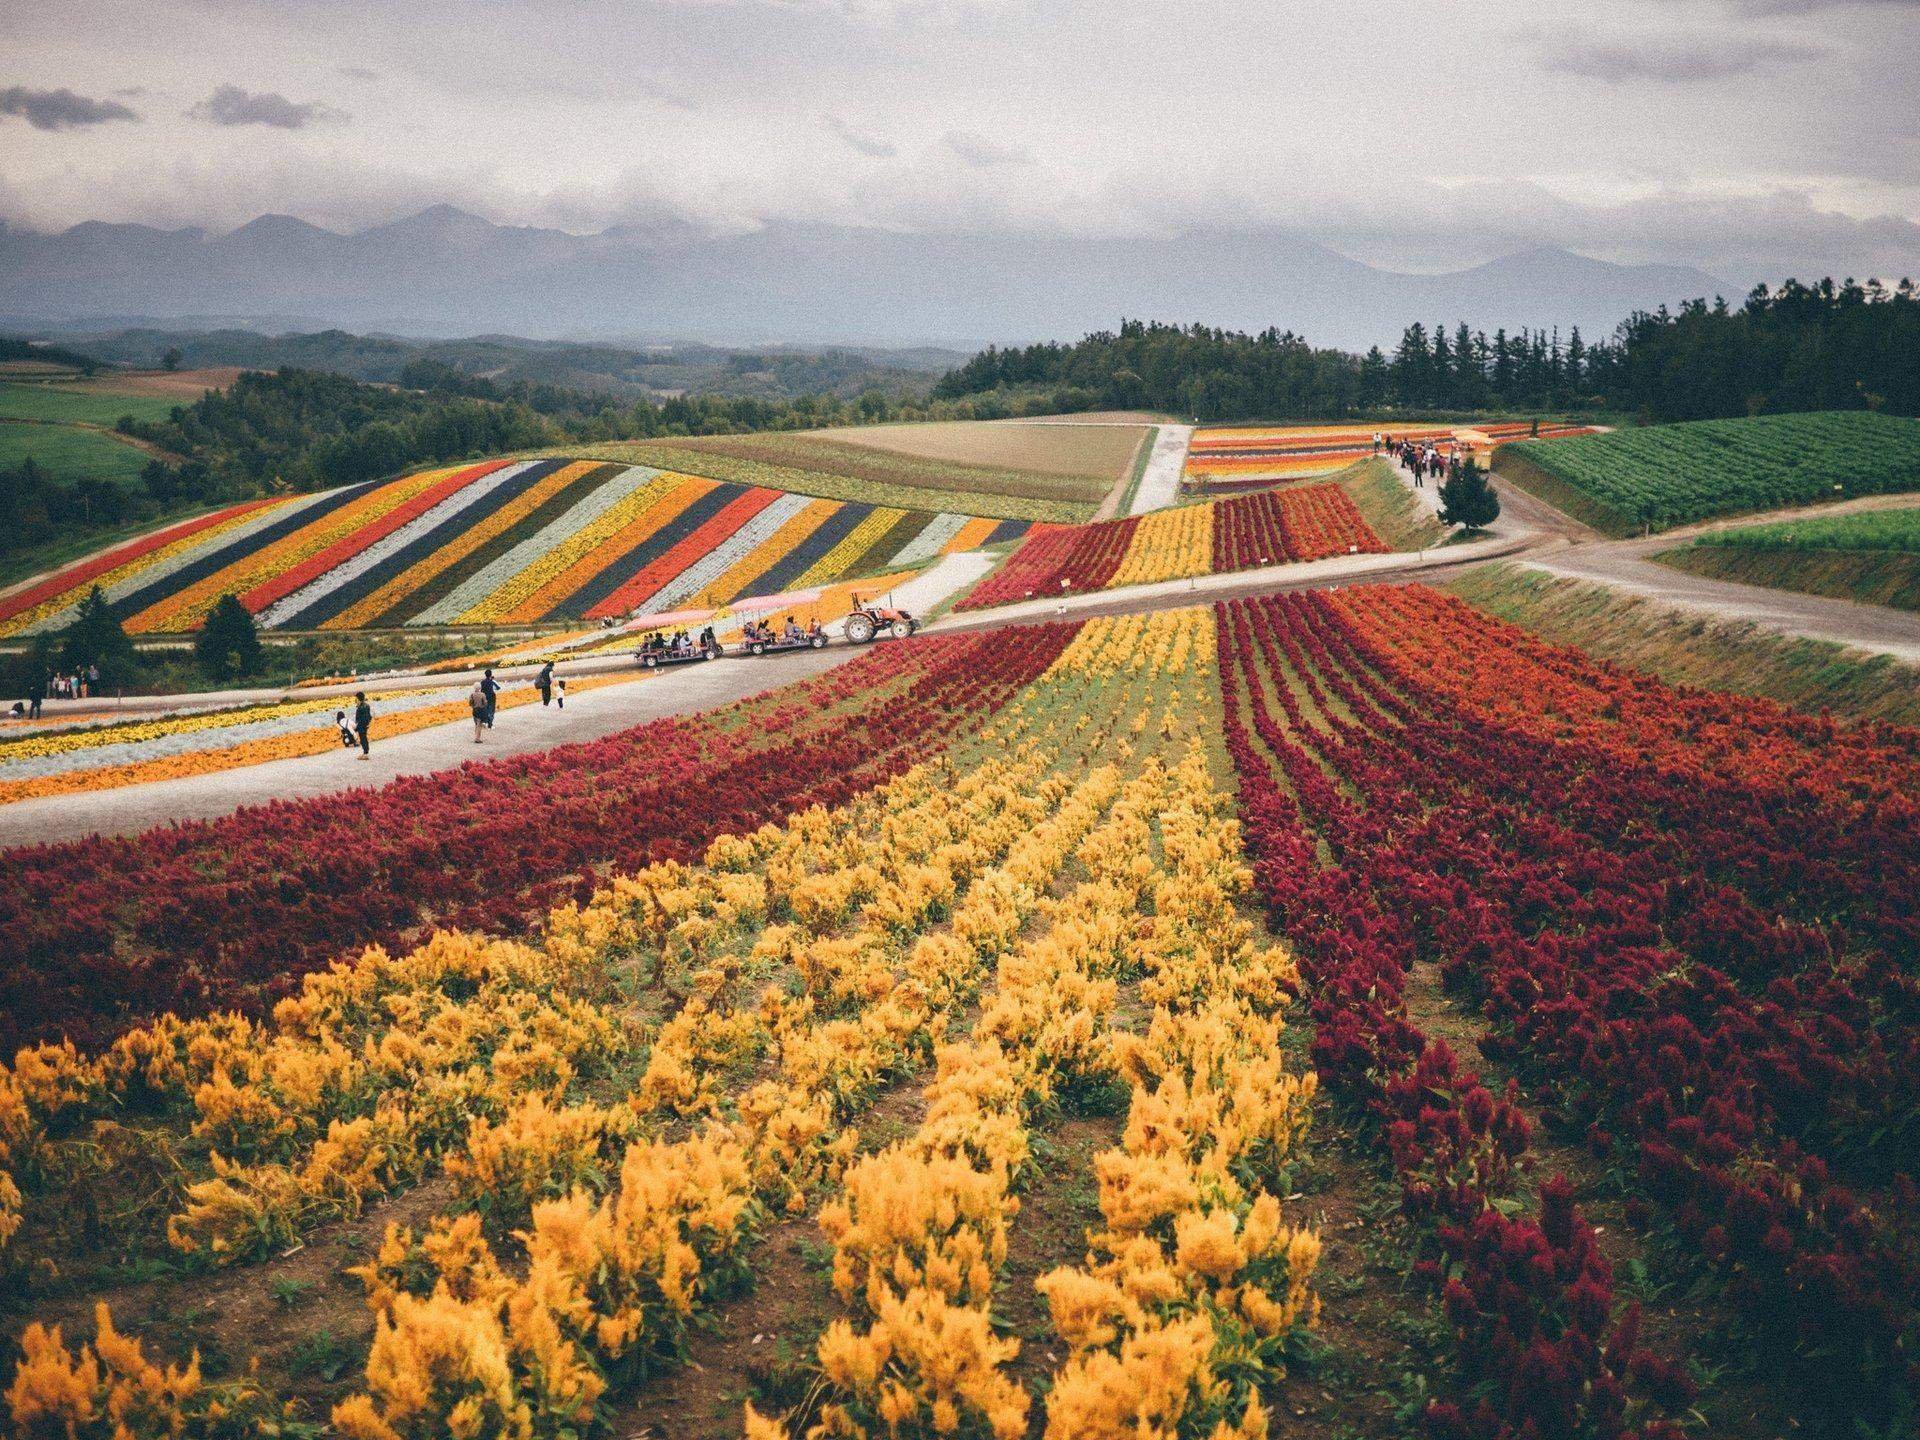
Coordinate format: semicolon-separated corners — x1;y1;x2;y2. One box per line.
480;668;500;728
353;693;373;759
536;661;554;708
336;709;357;749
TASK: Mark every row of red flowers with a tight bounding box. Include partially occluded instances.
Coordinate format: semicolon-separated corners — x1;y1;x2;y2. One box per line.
1212;483;1387;572
956;515;1141;610
1219;591;1692;1440
0;625;1077;1053
1219;585;1919;1434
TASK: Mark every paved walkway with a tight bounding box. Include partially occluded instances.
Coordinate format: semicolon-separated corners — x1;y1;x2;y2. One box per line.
0;647;854;846
1523;538;1920;664
1129;425;1193;515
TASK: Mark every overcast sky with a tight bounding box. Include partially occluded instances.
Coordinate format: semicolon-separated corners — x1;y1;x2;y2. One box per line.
2;0;1916;284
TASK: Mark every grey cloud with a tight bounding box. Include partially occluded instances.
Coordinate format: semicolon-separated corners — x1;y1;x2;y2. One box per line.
189;84;347;129
1686;0;1919;12
1545;34;1826;81
0;86;138;130
943;129;1033;167
822;113;896;157
337;66;379;81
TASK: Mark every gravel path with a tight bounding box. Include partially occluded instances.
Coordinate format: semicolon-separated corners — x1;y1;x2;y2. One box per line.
1523;537;1920;664
0;648;855;846
1128;424;1193;515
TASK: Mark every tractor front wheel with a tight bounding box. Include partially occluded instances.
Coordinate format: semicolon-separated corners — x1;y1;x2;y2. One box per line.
845;613;877;644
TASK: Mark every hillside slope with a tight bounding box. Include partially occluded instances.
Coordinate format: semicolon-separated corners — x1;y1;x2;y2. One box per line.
0;457;1032;636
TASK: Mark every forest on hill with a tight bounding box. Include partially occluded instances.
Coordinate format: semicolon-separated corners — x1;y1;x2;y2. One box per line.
936;278;1920;422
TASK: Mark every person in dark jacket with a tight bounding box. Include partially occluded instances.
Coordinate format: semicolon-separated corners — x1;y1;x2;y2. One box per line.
480;668;499;728
353;692;373;759
26;669;44;721
536;661;554;707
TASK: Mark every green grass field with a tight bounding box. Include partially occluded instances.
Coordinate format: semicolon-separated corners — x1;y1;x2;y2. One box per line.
0;421;153;487
1335;457;1447;551
1690;506;1920;553
1447;562;1920;725
1652;505;1920;613
0;380;182;428
1496;411;1920;534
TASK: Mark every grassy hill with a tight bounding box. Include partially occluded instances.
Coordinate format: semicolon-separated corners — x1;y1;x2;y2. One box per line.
1495;411;1920;534
1655;505;1920;612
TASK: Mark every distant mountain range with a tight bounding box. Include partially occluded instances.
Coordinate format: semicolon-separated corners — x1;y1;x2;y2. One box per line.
0;206;1728;352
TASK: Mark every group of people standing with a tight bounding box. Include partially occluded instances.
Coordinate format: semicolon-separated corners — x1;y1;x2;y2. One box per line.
338;661;569;758
1373;433;1463;489
12;665;102;719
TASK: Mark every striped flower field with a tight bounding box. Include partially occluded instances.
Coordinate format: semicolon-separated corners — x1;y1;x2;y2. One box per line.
0;459;1033;637
1185;420;1594;488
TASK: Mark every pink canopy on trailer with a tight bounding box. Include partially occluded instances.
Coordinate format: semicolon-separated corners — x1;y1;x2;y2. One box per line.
731;587;825;615
624;606;716;631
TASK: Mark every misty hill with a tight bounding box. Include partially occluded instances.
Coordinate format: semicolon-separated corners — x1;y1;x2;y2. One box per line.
0;209;1725;352
49;327;959;403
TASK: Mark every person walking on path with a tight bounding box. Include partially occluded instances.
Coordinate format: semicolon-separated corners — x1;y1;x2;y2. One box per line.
555;677;567;709
353;692;373;759
480;668;500;729
536;661;554;707
469;682;489;744
26;670;44;721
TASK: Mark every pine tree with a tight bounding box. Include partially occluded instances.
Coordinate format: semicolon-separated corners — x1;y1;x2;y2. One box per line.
1438;456;1501;530
59;586;138;687
195;594;264;681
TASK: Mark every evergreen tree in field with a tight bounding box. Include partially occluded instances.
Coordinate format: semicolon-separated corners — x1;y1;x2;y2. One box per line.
1438;456;1500;530
59;586;138;687
195;594;264;681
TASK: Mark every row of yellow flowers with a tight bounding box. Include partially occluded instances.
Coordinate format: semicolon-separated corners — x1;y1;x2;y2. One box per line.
1109;501;1215;588
0;694;348;763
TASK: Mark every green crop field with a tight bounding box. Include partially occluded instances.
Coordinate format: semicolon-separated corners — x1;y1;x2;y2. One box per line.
1692;506;1920;553
0;420;153;487
1496;411;1920;534
1654;503;1920;613
0;380;182;428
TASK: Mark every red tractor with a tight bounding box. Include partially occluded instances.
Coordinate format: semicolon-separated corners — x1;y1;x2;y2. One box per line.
842;594;919;644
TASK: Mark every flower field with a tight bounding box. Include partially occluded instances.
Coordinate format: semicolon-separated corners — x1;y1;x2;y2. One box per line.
1;572;1912;1437
1499;410;1920;534
0;459;1034;638
1184;421;1592;490
1218;583;1920;1433
0;677;637;805
0;607;1342;1440
957;483;1384;610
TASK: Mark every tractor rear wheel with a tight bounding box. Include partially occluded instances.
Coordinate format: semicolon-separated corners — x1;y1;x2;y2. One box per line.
845;613;876;643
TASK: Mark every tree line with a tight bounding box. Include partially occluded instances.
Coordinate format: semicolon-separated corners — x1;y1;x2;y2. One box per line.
932;278;1920;423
